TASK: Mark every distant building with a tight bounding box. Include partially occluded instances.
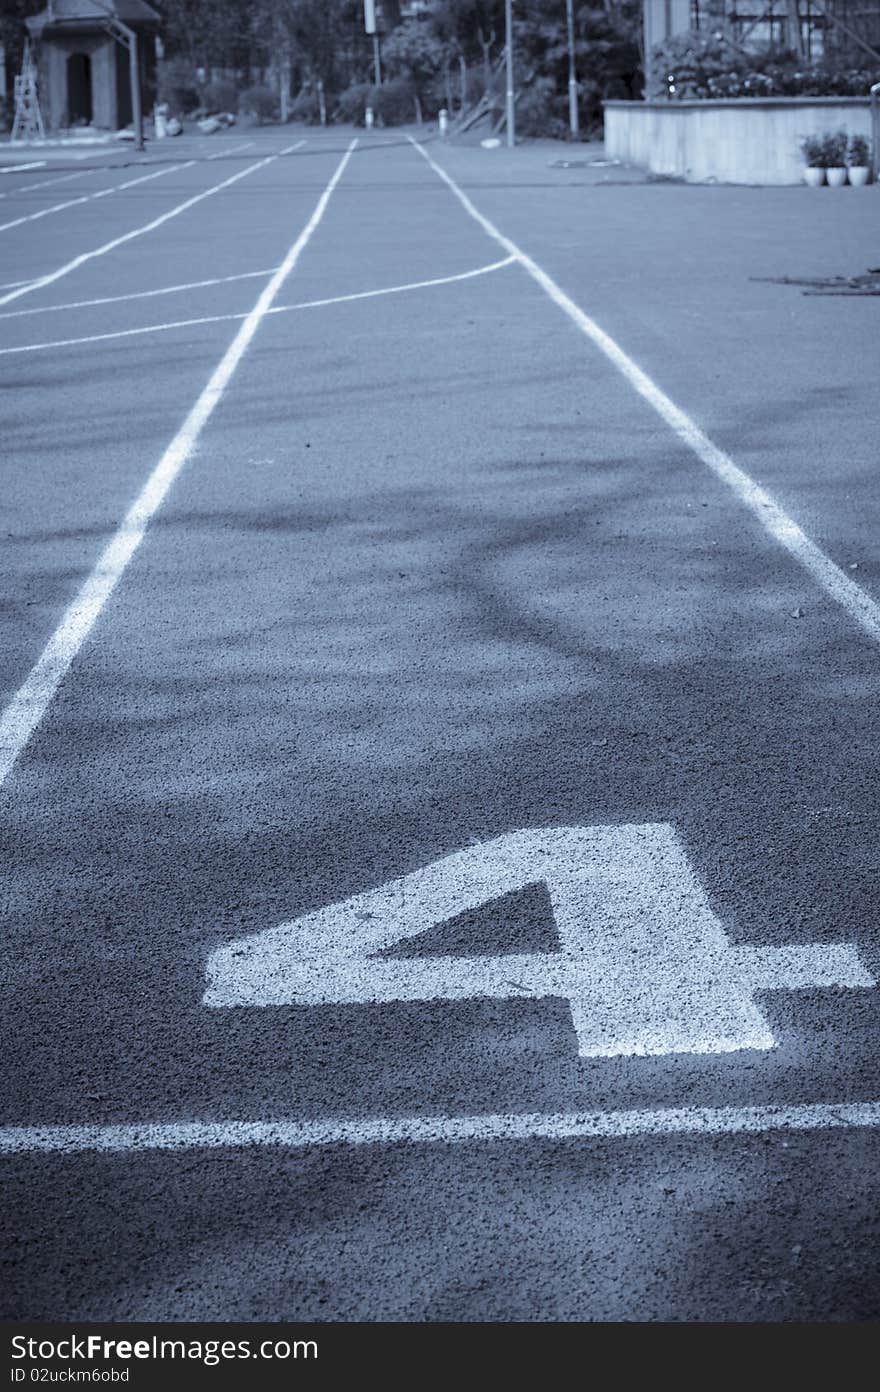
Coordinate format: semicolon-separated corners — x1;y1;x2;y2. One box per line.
644;0;880;81
26;0;159;133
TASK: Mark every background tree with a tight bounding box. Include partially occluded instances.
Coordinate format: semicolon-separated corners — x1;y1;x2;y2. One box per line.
2;0;643;135
513;0;642;132
1;0;44;86
382;17;449;118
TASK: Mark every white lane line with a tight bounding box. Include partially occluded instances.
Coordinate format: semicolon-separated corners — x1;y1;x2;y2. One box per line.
206;141;255;160
0;258;515;355
0;152;283;310
0;267;279;320
103;165;193;192
0;169;90;200
1;1101;878;1155
0;161;46;174
410;137;880;648
279;139;307;155
0;278;34;290
0;162;192;234
0;139;357;787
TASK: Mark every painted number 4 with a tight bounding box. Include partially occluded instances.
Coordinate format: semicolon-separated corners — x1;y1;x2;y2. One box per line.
204;824;874;1057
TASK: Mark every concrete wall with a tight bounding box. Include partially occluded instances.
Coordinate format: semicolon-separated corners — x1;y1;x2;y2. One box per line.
604;98;873;185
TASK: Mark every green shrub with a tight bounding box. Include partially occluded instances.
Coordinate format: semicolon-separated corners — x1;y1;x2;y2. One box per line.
289;87;322;124
516;76;565;137
374;76;419;125
432;63;486;113
382;18;445;116
650;29;880;101
238;85;278;123
157;57;199;116
333;82;372;125
821;129;848;166
334;76;423;127
849;133;870;165
202;80;238;114
800;134;825;167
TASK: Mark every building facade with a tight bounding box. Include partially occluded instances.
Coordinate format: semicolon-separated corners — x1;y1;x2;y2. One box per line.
644;0;880;77
26;0;159;133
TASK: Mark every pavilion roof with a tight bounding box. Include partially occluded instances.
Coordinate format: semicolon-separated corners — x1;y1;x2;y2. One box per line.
27;0;160;35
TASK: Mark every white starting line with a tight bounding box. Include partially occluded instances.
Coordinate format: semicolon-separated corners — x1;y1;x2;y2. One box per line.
0;145;301;310
0;169;91;200
0;258;516;356
0;266;280;320
207;141;256;160
0;169;89;200
0;161;193;234
13;169;90;193
0;160;46;175
2;1101;879;1155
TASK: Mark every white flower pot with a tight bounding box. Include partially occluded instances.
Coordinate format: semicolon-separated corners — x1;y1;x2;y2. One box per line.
848;166;870;187
803;166;825;186
826;167;847;187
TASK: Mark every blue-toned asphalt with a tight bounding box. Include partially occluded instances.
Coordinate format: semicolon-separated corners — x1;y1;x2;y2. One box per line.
1;126;878;1320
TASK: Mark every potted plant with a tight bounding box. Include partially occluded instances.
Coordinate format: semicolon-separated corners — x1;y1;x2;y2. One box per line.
848;133;871;186
800;134;825;185
823;130;849;186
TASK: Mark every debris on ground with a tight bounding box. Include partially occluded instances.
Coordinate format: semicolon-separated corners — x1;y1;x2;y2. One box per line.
550;158;620;169
753;268;880;297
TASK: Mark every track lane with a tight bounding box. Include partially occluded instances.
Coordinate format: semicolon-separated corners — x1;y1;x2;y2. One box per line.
0;136;352;716
418;140;880;610
1;132;878;1323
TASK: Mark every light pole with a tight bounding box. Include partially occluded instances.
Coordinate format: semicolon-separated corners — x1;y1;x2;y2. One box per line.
364;0;381;85
127;28;143;151
88;0;144;151
504;0;515;147
565;0;578;138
